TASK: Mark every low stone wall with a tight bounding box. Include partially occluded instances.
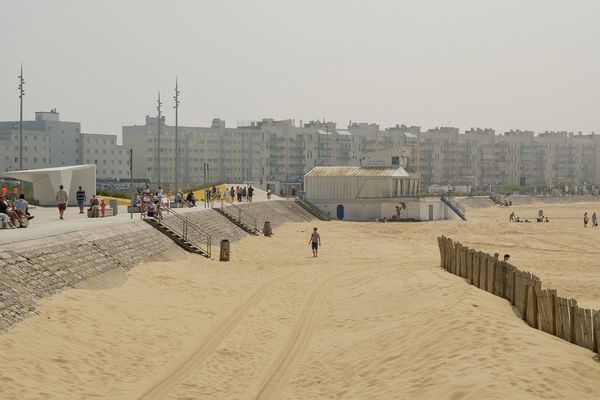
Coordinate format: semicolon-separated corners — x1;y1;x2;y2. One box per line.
0;221;176;331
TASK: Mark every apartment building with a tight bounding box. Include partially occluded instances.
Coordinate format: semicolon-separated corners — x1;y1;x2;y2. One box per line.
122;116;262;190
79;133;129;180
0;110;81;172
4;111;600;192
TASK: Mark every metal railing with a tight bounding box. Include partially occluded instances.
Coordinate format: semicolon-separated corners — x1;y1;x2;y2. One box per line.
219;199;258;233
158;205;212;257
295;198;331;221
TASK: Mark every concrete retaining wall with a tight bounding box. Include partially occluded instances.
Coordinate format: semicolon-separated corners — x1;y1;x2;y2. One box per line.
0;221;176;331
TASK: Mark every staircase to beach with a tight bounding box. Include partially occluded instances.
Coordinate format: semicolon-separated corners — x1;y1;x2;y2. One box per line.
441;197;467;221
144;207;212;257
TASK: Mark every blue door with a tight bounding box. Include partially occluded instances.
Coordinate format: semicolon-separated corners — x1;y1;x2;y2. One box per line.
336;204;344;220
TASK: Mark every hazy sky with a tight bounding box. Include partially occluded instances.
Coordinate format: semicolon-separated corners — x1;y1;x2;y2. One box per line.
2;0;599;137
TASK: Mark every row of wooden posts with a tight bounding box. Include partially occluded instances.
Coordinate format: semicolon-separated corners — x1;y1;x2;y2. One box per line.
437;236;600;353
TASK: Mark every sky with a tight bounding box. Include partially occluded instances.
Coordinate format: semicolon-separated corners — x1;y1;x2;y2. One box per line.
1;0;599;137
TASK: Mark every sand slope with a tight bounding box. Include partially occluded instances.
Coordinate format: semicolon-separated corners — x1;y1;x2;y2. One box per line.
0;217;599;399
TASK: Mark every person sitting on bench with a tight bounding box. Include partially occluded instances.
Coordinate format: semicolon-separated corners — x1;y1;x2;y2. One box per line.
89;195;100;217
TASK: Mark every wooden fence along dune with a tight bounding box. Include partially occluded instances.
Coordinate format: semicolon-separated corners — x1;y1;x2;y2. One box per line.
437;236;600;354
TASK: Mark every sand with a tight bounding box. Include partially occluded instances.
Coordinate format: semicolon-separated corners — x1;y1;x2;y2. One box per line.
1;205;600;399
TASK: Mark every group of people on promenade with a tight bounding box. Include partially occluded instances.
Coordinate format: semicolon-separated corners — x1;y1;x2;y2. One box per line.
55;185;109;220
0;191;33;229
131;186;166;221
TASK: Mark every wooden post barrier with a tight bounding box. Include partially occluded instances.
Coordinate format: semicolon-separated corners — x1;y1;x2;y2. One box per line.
438;237;445;269
569;299;577;344
494;261;506;298
486;254;496;294
505;263;516;304
462;246;469;279
436;236;600;355
573;306;594;351
467;249;474;283
526;285;538;328
593;310;600;353
458;243;464;277
478;253;487;291
472;251;480;288
536;289;556;335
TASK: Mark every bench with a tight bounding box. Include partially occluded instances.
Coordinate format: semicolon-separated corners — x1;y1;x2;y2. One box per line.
87;208;115;218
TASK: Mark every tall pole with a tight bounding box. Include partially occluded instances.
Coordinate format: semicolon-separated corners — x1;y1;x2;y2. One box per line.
156;91;162;188
174;79;180;196
129;148;133;219
18;64;25;192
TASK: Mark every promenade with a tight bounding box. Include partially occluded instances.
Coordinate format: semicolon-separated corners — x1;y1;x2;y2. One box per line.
0;188;278;245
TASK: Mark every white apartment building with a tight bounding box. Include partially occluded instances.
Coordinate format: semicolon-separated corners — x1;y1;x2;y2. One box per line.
123;116;262;190
79;133;129;180
0;110;81;173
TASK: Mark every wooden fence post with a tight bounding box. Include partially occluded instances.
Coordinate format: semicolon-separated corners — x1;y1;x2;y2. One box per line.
472;251;480;288
467;249;473;284
550;289;557;336
487;255;496;294
570;299;577;344
479;253;487;291
592;310;600;353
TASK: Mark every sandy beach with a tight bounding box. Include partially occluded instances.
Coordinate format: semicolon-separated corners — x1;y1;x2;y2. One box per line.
1;203;600;399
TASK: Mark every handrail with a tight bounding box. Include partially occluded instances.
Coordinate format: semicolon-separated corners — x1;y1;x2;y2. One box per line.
157;205;212;257
219;199;258;233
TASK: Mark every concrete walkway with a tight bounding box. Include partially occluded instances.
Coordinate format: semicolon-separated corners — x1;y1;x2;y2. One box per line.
0;188;283;245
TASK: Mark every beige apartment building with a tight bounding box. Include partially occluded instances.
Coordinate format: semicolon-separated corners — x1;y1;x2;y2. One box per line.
3;111;600;193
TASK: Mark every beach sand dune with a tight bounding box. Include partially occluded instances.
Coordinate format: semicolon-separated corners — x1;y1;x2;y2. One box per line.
0;214;599;399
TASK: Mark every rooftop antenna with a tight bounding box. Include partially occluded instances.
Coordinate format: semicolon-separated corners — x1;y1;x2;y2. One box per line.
174;78;180;195
18;63;25;191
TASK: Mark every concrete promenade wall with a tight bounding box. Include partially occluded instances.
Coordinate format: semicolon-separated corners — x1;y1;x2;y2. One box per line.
0;221;175;331
0;200;313;332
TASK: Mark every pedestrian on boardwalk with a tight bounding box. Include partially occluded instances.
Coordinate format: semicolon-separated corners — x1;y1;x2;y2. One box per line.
56;185;68;220
242;186;247;201
584;212;589;227
248;185;254;202
593;212;597;227
100;198;107;217
309;227;322;257
230;187;235;202
76;186;86;214
236;186;242;202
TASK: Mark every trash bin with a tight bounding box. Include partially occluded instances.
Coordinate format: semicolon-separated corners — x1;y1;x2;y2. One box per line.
220;239;230;261
263;221;272;237
110;199;119;216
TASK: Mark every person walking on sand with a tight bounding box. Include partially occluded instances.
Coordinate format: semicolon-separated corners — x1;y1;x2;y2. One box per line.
592;212;597;227
56;185;68;220
584;212;589;228
309;227;321;257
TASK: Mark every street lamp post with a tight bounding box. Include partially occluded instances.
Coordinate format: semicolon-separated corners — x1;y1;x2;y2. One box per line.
156;91;162;188
174;79;180;196
18;64;25;192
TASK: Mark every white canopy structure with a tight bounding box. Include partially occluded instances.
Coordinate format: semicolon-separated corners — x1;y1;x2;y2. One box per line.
3;165;96;206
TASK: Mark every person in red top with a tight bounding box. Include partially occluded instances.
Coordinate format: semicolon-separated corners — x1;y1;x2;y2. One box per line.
100;198;107;217
1;187;7;198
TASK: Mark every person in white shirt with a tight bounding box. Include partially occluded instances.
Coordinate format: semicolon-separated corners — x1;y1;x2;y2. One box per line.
14;194;33;220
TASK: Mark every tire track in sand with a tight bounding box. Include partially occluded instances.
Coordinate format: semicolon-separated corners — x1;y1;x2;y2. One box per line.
254;269;356;400
137;271;297;400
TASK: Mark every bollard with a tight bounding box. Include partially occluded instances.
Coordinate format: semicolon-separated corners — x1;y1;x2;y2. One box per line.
263;221;272;237
219;239;230;261
110;199;119;216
